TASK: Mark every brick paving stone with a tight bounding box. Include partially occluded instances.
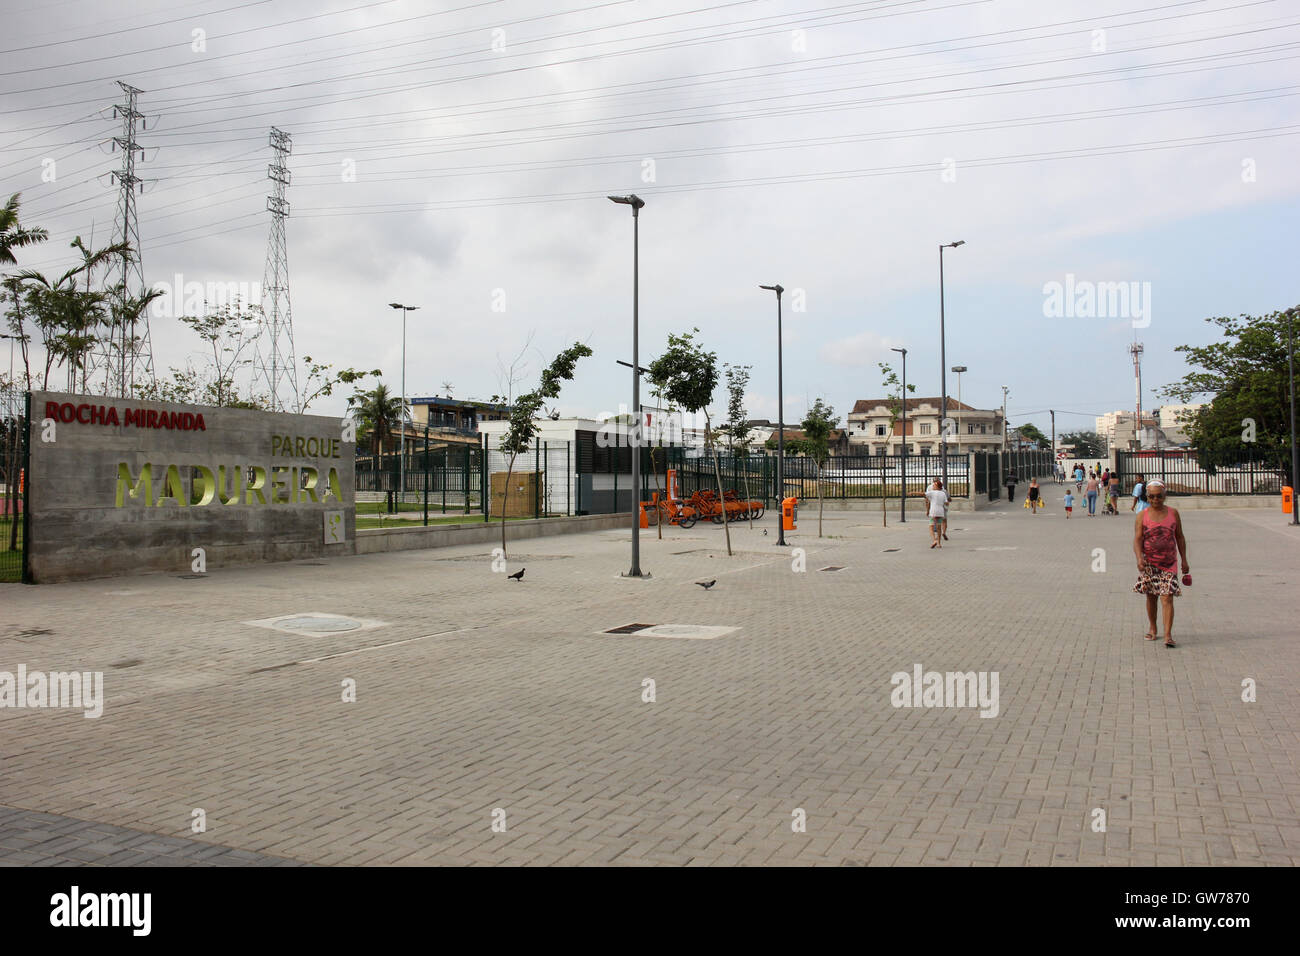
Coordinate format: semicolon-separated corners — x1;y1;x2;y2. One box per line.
0;505;1296;866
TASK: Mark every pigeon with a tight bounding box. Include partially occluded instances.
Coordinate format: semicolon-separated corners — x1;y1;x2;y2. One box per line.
507;568;525;581
696;579;716;590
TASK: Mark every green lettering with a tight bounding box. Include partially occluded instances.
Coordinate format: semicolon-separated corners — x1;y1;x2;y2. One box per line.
157;464;187;507
246;466;267;505
301;467;320;502
115;462;153;507
217;465;241;505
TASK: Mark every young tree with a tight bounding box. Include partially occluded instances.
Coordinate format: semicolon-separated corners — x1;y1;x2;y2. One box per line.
878;362;915;527
722;363;754;527
801;397;837;537
497;342;592;557
298;356;381;413
649;329;733;556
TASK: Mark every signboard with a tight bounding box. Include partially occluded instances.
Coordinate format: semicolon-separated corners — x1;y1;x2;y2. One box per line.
25;392;356;583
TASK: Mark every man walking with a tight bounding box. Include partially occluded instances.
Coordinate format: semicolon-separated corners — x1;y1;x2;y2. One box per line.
1005;468;1019;503
926;478;948;549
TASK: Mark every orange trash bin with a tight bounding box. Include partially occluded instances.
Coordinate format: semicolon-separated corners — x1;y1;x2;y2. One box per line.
1284;486;1294;514
782;496;797;531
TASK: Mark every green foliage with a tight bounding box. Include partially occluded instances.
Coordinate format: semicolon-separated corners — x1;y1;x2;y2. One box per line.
721;363;752;450
801;398;837;465
499;342;593;456
299;356;380;412
0;193;47;267
1060;430;1106;458
878;361;915;430
348;383;404;459
1160;308;1297;478
646;328;717;416
1017;422;1050;449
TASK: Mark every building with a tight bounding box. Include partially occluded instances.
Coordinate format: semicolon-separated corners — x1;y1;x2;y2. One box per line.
846;397;1004;456
408;395;509;446
1096;408;1189;451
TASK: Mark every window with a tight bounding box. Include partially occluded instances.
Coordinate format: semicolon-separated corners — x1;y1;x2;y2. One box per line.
876;446;885;456
919;423;933;435
875;425;887;436
968;423;977;434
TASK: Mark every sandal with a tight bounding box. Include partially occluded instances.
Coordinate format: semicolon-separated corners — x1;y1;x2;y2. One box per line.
1164;637;1176;648
1143;630;1158;641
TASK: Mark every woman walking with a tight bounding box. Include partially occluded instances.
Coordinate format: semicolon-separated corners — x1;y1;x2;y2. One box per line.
1027;477;1041;513
1084;472;1100;517
926;478;948;549
1132;479;1189;648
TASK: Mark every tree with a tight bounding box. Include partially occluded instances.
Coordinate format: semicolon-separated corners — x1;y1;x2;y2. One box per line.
649;329;733;556
878;361;915;526
1060;430;1106;459
721;363;754;528
348;383;404;465
1017;422;1051;449
298;356;381;413
801;398;837;537
497;342;592;557
1161;308;1298;482
0;193;47;267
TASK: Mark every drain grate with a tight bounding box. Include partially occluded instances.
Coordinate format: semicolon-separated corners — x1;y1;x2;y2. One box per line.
277;615;363;633
177;573;208;579
605;623;657;634
819;566;845;572
882;548;900;553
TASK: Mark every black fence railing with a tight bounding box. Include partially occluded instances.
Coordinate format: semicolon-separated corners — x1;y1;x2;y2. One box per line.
1115;449;1288;495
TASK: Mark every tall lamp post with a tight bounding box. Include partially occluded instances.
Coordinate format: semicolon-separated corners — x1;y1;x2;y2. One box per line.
951;365;967;456
938;240;964;490
760;284;787;545
609;194;647;575
388;303;418;510
1287;307;1298;526
891;346;908;522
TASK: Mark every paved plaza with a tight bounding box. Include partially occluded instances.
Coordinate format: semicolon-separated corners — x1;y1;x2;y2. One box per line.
1;498;1297;866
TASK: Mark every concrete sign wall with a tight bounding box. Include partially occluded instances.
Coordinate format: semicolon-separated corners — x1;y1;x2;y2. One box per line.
26;392;355;583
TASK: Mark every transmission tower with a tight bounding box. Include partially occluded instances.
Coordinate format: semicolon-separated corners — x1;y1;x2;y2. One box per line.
96;81;155;397
1130;341;1145;449
253;126;298;412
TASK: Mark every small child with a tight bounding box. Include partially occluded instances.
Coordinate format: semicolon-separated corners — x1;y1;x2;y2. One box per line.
1063;490;1074;518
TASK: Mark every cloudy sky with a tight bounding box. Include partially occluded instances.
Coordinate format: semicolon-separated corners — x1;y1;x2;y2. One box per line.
4;0;1297;437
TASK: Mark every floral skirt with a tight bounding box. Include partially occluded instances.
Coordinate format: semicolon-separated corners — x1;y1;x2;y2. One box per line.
1134;566;1181;597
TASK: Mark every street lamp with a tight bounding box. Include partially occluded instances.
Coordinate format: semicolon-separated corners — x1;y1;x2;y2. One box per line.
609;194;647;576
1288;307;1298;527
892;346;908;522
388;302;418;511
951;365;967;455
760;284;787;545
939;240;964;489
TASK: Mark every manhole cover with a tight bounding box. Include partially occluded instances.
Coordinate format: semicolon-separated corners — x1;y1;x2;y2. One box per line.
276;615;363;632
605;623;657;634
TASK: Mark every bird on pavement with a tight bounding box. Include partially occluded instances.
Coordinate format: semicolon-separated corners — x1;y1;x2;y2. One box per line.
696;579;716;590
507;568;525;581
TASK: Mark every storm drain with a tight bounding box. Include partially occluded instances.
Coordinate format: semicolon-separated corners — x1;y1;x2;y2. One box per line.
819;566;845;572
882;548;900;553
601;623;740;640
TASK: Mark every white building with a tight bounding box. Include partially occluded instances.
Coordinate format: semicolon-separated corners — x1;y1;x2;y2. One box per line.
846;397;1004;455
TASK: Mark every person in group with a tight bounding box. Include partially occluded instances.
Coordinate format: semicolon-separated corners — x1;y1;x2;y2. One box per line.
1056;462;1065;483
1027;476;1041;513
1063;487;1074;518
926;477;948;549
1132;479;1189;648
939;478;951;541
1108;471;1121;514
1005;468;1019;503
1085;471;1100;516
1130;473;1148;513
1073;464;1085;492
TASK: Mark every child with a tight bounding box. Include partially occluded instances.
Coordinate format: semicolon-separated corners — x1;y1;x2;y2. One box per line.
1063;489;1074;518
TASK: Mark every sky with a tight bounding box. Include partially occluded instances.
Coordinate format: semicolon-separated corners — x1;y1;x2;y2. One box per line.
3;0;1298;440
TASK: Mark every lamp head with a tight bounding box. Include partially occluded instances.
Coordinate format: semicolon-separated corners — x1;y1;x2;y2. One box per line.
608;194;645;209
952;365;967;372
759;284;784;295
890;347;906;356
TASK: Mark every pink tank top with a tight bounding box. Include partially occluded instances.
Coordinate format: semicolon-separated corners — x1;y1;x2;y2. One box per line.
1141;508;1178;572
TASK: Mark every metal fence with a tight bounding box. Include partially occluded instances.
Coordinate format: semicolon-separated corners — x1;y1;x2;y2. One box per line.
355;439;484;518
1115;449;1287;495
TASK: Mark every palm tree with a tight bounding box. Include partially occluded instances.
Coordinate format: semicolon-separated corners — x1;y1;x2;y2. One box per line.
348;383;403;464
0;193;47;267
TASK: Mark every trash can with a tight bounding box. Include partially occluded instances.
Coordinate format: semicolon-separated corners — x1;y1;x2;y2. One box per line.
1284;486;1294;514
782;496;797;531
